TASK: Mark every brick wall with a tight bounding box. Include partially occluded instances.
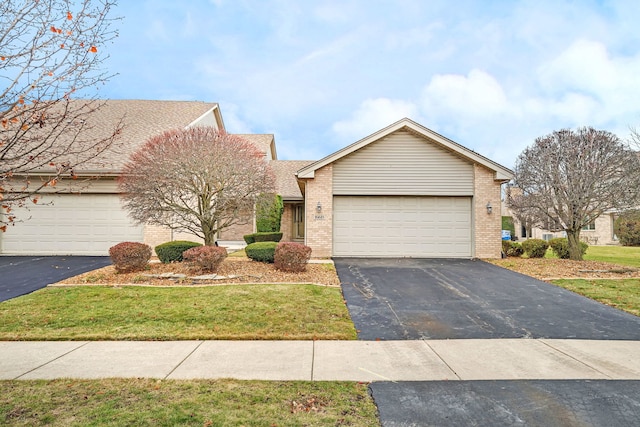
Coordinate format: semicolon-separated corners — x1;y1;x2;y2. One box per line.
473;164;503;258
143;225;172;255
218;212;254;241
280;203;294;242
304;164;333;258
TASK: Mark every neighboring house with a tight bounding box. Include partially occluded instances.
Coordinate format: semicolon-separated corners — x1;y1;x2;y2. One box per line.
505;205;619;245
1;106;514;259
0;100;275;255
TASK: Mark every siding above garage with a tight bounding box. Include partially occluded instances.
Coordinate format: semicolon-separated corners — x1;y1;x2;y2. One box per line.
333;130;474;195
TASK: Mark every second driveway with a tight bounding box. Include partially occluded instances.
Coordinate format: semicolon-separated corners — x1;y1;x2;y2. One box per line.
0;256;111;302
335;258;640;341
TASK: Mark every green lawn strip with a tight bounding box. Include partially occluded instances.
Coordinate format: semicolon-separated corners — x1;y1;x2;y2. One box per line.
0;379;379;426
0;285;356;341
582;245;640;268
550;278;640;317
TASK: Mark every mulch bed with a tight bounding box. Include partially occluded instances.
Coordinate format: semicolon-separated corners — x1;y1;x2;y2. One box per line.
488;258;640;280
55;257;340;287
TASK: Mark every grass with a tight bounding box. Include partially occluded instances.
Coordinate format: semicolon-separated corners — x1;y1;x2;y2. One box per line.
0;379;379;426
583;245;640;268
551;278;640;316
0;285;356;341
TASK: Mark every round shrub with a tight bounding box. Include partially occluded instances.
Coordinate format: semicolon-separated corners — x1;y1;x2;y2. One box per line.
243;232;283;244
109;242;152;273
245;241;277;263
614;210;640;246
521;238;549;258
155;240;202;263
501;240;523;257
549;237;588;259
183;245;227;272
274;242;312;272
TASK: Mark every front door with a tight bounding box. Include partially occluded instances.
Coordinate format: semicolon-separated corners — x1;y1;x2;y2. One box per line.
294;204;305;239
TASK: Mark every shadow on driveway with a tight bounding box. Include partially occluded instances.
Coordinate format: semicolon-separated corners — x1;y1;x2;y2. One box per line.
0;256;111;302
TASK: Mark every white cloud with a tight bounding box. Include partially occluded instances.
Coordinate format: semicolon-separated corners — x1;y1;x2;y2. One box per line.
420;69;509;121
332;98;419;142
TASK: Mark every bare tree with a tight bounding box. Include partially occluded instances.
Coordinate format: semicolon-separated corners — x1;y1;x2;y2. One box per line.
508;127;640;260
119;127;276;246
0;0;121;228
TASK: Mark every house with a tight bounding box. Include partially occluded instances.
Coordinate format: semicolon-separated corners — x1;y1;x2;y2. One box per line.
296;118;513;258
1;104;514;259
506;206;619;246
0;100;275;255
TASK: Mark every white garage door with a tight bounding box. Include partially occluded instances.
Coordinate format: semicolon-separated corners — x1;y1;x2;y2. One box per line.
1;194;143;255
333;196;472;257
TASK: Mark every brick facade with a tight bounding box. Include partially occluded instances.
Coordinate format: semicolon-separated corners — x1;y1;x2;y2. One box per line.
143;225;172;255
217;212;254;241
280;203;294;242
303;164;333;258
473;164;503;258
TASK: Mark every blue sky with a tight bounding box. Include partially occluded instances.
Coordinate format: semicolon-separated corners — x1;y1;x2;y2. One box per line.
102;0;640;168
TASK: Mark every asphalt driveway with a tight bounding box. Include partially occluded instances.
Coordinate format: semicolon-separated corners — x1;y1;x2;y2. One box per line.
335;257;640;340
0;256;111;302
335;258;640;426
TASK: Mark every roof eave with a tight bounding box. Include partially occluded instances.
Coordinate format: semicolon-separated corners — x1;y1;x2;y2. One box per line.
297;118;514;180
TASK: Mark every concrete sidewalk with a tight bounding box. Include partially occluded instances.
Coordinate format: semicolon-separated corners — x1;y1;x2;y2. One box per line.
2;339;640;381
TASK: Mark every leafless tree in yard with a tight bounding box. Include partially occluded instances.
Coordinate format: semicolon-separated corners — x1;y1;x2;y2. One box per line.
0;0;121;229
119;127;276;246
508;127;640;260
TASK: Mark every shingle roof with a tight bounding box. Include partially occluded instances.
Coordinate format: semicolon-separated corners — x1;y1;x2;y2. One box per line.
236;134;276;160
53;99;223;173
270;160;314;200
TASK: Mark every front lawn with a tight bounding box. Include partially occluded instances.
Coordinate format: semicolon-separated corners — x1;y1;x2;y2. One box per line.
551;278;640;317
0;379;379;426
0;285;356;341
583;245;640;268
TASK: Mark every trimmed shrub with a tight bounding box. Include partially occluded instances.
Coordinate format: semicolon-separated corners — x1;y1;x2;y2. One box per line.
521;238;549;258
256;193;284;232
274;242;312;272
549;238;588;259
243;232;283;245
155;240;202;263
183;245;227;272
245;241;277;263
501;240;524;257
614;210;640;246
109;242;152;273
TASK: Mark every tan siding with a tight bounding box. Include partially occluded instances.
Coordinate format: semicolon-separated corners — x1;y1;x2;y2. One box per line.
333;130;474;195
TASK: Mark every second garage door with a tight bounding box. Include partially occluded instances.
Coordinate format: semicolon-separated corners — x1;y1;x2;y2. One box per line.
1;194;144;255
333;196;472;257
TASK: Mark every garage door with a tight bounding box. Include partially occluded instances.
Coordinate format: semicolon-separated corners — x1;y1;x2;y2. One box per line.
333;196;472;257
1;194;143;255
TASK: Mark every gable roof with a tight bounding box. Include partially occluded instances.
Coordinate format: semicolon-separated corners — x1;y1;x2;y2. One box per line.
297;118;514;181
237;134;277;161
270;160;314;201
36;99;225;174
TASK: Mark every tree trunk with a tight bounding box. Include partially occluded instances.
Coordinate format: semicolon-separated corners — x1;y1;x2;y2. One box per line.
202;221;216;246
566;230;583;260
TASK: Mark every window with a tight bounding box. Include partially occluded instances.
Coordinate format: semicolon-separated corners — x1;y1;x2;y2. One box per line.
582;221;596;231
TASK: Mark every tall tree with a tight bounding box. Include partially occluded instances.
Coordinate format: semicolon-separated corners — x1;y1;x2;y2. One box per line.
0;0;120;228
508;127;640;260
119;127;276;246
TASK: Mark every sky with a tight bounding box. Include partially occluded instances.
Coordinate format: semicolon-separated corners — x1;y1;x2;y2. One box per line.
101;0;640;168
